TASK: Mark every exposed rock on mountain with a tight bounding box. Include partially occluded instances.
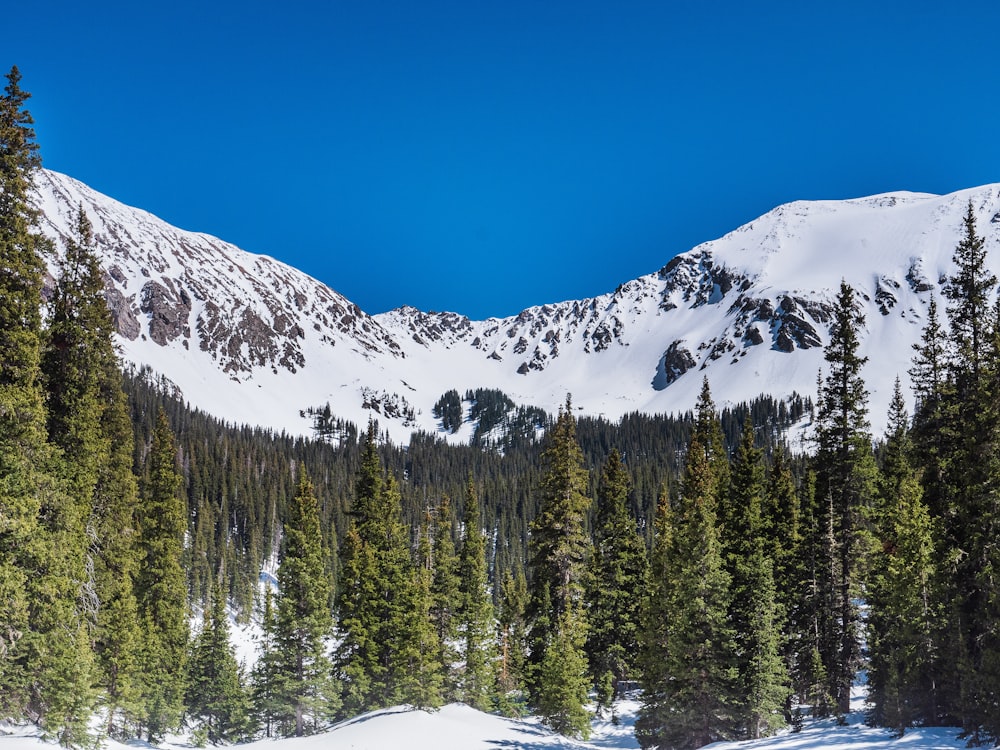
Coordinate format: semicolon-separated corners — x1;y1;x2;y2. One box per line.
31;169;1000;443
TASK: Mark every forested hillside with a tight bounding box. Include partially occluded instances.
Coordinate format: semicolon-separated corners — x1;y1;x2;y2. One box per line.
125;366;810;624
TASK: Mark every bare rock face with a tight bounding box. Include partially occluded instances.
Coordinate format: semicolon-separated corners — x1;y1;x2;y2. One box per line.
771;296;825;352
653;341;696;390
140;279;192;345
105;283;141;340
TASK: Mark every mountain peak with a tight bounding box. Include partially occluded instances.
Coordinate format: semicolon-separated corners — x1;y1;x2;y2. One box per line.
33;169;1000;442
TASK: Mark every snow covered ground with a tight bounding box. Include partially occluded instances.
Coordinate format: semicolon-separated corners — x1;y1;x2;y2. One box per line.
0;690;972;750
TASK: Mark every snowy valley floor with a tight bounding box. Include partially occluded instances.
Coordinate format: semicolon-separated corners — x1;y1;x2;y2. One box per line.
0;688;975;750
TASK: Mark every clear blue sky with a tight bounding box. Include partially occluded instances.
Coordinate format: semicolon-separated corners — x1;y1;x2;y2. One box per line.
9;0;1000;319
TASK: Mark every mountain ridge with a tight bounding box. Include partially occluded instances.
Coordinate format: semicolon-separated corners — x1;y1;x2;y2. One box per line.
32;168;1000;443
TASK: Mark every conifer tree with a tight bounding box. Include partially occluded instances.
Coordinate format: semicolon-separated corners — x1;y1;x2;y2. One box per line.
398;516;444;711
496;567;528;716
636;486;675;745
909;297;949;520
638;421;737;750
273;471;336;736
250;587;281;738
335;421;438;714
867;387;938;733
457;479;497;712
429;495;460;697
933;202;1000;739
91;371;143;737
585;449;647;713
728;418;789;738
0;67;96;744
534;608;590;738
186;582;253;744
0;71;109;745
136;410;190;740
762;446;801;630
40;202;145;738
813;281;877;716
526;397;592;738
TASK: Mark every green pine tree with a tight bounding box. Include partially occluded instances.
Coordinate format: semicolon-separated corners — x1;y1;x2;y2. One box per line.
636;424;737;749
496;567;528;716
813;280;878;716
526;397;592;737
429;495;461;698
584;449;648;714
637;421;738;750
250;586;282;737
273;471;336;736
533;607;591;739
335;421;435;714
397;516;445;710
934;202;1000;740
457;479;497;711
636;486;675;745
136;410;190;740
728;418;789;739
185;582;253;744
91;371;143;737
867;387;938;734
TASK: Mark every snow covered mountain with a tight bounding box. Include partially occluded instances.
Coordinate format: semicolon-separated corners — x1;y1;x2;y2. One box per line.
32;169;1000;443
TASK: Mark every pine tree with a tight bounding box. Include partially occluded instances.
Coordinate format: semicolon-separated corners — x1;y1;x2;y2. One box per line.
0;67;93;744
136;410;190;740
813;281;877;716
909;297;949;520
762;446;802;636
867;388;938;733
636;486;675;745
0;66;48;467
933;201;1000;740
585;449;647;714
496;567;528;716
91;370;143;737
398;516;444;711
526;396;592;738
250;587;282;738
429;495;461;698
185;582;253;744
638;421;737;750
457;479;497;712
728;418;789;738
534;607;590;738
40;201;145;739
335;421;436;714
273;471;336;736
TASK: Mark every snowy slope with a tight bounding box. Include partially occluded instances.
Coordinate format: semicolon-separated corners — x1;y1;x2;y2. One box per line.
0;692;970;750
31;169;1000;442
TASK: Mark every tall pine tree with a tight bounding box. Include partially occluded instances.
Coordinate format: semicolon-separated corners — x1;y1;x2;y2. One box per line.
335;421;441;715
185;581;253;744
457;479;497;712
0;67;97;746
273;470;336;736
526;397;592;738
727;418;789;739
638;386;737;750
813;280;877;716
584;449;647;712
867;384;938;733
135;410;189;740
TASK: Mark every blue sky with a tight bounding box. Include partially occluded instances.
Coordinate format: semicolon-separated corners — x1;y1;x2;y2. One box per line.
9;1;1000;319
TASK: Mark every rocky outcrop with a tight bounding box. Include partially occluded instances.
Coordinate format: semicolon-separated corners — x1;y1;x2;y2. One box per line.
653;341;696;390
140;279;191;346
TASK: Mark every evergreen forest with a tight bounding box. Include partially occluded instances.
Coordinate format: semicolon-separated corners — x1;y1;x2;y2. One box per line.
5;66;1000;750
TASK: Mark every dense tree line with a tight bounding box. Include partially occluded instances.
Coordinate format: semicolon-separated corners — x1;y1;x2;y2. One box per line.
7;65;1000;750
